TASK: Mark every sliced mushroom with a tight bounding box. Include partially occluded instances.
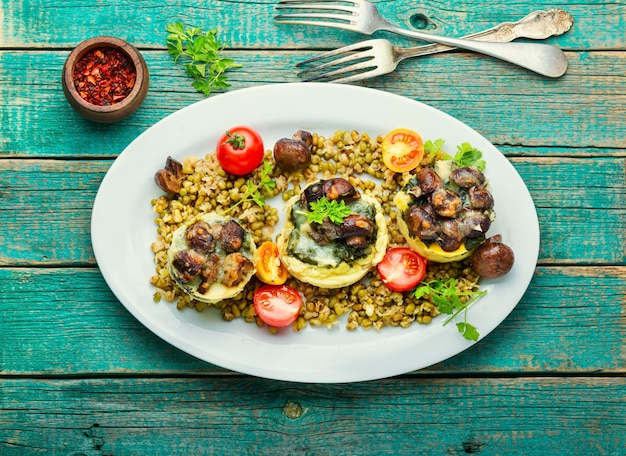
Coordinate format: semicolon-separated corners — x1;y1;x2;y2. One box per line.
219;220;245;253
471;235;515;278
154;156;184;194
338;214;375;248
197;254;221;294
449;167;486;188
414;168;443;197
292;130;313;148
439;219;464;252
301;182;325;208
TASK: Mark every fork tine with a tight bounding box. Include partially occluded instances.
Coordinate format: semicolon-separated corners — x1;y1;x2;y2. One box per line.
299;59;377;82
296;41;375;67
274;13;353;24
324;69;383;84
275;3;354;13
298;53;373;77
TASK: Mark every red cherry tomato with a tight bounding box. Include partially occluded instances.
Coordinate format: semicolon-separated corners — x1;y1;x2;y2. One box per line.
253;284;303;327
377;247;427;292
216;126;264;175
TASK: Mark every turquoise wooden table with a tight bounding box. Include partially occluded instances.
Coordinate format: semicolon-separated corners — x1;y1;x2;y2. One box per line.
1;0;625;454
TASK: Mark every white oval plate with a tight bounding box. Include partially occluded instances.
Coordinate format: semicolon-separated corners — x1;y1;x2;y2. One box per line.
91;83;539;383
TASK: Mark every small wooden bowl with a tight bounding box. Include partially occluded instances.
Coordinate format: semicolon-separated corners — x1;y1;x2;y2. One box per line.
62;36;149;123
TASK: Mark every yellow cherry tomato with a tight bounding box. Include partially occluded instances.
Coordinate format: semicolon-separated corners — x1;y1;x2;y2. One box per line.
255;241;289;285
381;128;425;173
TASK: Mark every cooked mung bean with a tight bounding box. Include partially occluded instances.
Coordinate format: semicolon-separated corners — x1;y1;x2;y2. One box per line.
150;130;481;332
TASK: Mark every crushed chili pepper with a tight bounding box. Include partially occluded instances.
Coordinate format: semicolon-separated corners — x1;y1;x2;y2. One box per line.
72;47;136;106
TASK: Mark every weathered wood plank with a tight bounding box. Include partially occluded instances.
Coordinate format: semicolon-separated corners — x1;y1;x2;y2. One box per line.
1;158;623;266
0;0;615;49
1;50;625;157
1;376;625;455
1;266;624;375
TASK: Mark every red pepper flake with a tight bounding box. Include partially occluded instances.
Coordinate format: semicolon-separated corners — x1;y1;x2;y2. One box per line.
72;46;136;106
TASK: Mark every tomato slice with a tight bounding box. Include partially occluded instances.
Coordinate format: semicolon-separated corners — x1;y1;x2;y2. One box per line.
253;284;303;327
381;128;425;173
255;241;289;285
377;247;427;292
215;126;265;176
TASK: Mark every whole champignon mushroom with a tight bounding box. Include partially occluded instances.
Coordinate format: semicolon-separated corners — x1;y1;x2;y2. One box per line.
273;130;313;172
471;235;515;278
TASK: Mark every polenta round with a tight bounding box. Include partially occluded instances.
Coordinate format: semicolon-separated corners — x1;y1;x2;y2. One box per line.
277;185;388;289
167;213;257;303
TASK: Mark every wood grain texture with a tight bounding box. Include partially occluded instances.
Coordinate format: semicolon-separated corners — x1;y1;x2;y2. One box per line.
1;266;624;375
2;51;626;158
1;376;625;455
0;0;622;49
1;158;623;266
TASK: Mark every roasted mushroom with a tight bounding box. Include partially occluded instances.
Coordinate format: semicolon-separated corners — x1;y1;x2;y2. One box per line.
430;189;462;218
273;138;312;171
449;167;486;188
171;249;206;283
185;221;215;254
322;178;360;203
404;205;440;241
409;168;444;198
468;186;494;210
155;156;184;194
339;214;375;248
471;235;515;278
219;220;245;253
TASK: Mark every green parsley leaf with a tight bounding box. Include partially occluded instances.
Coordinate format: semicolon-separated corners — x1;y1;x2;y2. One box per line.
224;131;246;150
166;22;242;96
412;278;487;341
307;198;352;225
424;138;447;157
457;322;480;341
453;143;486;171
221;160;275;215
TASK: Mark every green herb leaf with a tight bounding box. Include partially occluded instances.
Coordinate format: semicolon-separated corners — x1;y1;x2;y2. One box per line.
307;198;352;225
166;22;242;96
224;131;246;150
424;139;447;157
457;322;480;341
221;160;275;215
412;278;487;341
453;143;486;171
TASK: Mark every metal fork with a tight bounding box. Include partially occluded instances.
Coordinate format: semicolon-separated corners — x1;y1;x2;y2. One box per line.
275;0;569;78
297;9;574;83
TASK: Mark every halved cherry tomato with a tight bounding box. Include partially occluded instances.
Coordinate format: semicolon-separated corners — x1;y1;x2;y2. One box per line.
381;128;424;173
253;284;303;327
216;126;264;175
255;241;289;285
377;247;427;292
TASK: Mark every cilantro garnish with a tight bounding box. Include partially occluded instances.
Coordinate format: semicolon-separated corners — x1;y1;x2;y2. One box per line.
424;139;486;171
412;278;487;341
222;160;275;214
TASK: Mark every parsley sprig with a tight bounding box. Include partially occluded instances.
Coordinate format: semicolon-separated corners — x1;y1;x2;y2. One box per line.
166;22;241;96
306;197;352;225
222;160;275;215
412;278;487;341
425;139;486;171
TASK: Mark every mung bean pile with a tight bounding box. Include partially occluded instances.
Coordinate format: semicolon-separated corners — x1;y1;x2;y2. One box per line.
150;130;481;333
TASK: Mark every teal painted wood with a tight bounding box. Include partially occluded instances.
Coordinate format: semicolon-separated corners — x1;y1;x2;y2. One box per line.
1;158;622;266
1;376;625;455
1;266;624;375
0;0;618;49
0;51;626;158
2;50;626;158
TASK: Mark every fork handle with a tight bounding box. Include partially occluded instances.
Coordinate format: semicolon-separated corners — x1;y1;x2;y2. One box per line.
383;16;569;77
396;9;573;61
